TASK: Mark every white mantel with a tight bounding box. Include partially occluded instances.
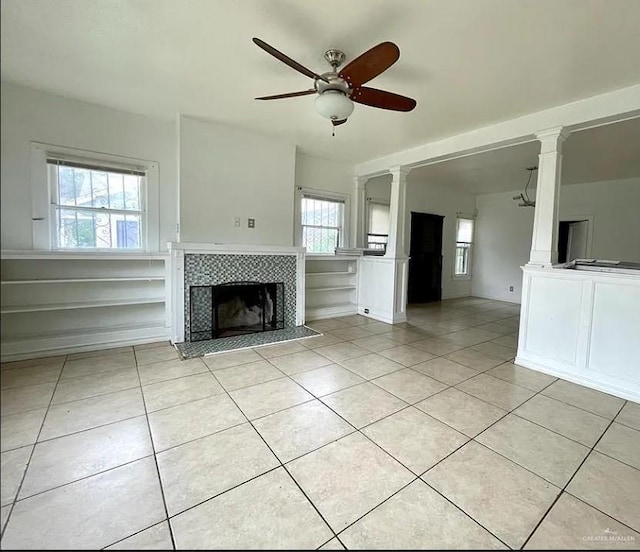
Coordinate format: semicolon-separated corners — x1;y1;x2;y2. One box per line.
168;242;306;256
168;242;306;343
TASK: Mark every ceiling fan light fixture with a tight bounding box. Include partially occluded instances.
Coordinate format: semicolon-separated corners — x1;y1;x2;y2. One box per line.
314;90;354;121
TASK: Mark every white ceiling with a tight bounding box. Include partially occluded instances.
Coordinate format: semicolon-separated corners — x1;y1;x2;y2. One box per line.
373;117;640;194
2;0;640;164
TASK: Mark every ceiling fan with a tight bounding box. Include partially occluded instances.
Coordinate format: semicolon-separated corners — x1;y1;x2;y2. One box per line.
252;37;417;131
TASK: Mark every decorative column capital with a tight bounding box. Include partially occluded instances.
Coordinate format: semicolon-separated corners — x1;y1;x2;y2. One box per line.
536;127;570;153
389;165;411;180
353;175;369;189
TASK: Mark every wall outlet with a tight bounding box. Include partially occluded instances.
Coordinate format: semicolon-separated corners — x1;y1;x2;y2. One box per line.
509;286;514;292
364;308;369;314
248;218;255;228
234;217;241;227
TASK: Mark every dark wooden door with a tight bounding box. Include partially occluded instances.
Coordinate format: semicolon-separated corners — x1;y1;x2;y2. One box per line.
408;212;443;303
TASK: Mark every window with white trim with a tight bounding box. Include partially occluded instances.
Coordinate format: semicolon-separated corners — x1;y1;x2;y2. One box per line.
454;217;474;277
47;157;146;250
300;193;346;254
366;200;389;251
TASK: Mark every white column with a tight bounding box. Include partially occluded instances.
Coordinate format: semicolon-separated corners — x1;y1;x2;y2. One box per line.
352;176;368;249
386;166;410;258
528;127;570;266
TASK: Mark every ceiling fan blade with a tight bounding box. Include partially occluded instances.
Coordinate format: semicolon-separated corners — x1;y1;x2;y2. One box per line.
351;86;417;112
332;118;348;126
255;90;316;100
253;38;329;83
339;42;399;87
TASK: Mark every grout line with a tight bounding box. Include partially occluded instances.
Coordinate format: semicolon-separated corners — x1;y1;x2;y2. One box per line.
12;453;156;504
509;410;607;451
194;373;345;548
32;411;148;448
6;300;632;549
132;347;177;551
100;519;169;550
46;382;141;408
1;354;67;540
536;388;627;419
520;400;629;549
256;349;515;548
561;488;640;536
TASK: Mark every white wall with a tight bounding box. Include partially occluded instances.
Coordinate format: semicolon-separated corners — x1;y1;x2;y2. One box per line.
473;177;640;302
473;191;534;302
178;115;296;246
406;177;477;299
0;82;177;251
295;153;353;196
365;177;391;203
560;178;640;261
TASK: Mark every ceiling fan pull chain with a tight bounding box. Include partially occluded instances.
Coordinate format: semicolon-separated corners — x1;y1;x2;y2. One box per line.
332;125;335;137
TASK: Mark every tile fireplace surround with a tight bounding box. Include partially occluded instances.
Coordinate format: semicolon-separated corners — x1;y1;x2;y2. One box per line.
168;243;306;346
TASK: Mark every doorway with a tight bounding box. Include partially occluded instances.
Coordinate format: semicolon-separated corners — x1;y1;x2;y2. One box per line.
558;219;589;263
408;212;444;303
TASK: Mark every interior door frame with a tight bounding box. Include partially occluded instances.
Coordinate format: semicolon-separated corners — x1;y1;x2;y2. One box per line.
559;214;594;259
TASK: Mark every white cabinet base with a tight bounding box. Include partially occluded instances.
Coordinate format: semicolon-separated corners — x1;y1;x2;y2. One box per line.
517;265;640;402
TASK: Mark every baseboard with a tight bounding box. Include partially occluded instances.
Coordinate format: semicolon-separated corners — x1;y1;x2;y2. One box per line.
441;291;471;300
515;355;640;403
472;292;521;304
306;304;358;321
357;306;406;325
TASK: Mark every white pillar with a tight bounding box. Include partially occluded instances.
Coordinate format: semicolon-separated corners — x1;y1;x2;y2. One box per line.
528;127;570;266
352;176;368;249
386;166;410;258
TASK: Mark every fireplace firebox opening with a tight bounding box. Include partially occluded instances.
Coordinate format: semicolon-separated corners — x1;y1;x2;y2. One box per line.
189;281;284;341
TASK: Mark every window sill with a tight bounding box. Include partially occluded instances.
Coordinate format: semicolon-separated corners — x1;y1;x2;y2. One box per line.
452;274;472;281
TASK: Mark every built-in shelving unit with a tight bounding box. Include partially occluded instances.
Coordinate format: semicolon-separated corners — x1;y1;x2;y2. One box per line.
0;251;170;361
305;255;359;320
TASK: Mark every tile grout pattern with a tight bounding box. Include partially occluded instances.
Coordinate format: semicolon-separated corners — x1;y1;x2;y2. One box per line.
1;296;638;549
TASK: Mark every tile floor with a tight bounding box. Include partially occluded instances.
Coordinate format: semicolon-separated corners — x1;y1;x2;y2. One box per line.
1;297;639;549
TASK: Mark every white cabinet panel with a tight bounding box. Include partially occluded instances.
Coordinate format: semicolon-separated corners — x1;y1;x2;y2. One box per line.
525;276;584;364
589;282;640;382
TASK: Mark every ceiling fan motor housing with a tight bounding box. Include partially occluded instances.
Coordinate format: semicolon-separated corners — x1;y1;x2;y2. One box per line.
315;49;351;97
315;73;351;96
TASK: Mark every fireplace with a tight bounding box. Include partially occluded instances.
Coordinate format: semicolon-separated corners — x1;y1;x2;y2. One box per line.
190;281;285;341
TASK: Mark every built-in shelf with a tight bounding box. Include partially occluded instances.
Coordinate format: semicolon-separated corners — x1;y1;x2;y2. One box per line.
1;321;168;361
305;271;354;276
5;321;167;342
1;277;165;285
1;297;165;314
0;251;168;261
305;256;358;321
306;285;357;292
0;252;169;361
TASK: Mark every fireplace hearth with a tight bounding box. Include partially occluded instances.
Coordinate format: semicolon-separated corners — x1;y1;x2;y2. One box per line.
190;281;284;341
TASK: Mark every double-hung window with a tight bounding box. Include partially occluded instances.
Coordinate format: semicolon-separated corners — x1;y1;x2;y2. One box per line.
48;157;146;250
454;217;474;277
366;200;390;251
300;193;346;254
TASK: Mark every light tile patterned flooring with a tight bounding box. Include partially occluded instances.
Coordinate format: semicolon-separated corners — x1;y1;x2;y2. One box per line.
1;297;639;549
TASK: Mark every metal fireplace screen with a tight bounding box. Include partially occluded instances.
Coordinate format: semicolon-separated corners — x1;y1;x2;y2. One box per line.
189;281;285;341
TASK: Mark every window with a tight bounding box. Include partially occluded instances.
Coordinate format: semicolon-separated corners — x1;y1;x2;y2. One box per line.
367;200;390;251
300;193;345;254
48;158;146;250
300;195;344;254
454;217;474;277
